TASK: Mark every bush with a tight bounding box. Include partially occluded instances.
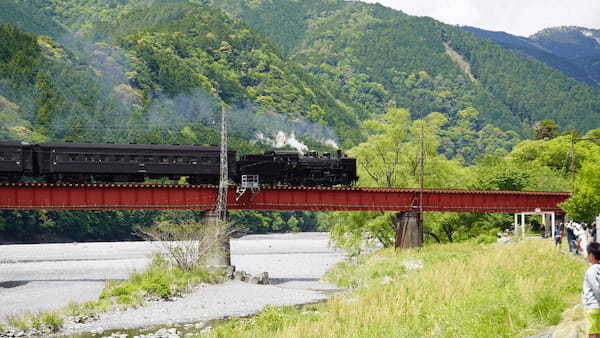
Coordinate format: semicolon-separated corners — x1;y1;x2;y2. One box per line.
41;313;63;332
138;219;236;271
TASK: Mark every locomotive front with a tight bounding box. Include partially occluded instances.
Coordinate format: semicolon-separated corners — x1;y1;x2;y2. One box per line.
237;149;357;187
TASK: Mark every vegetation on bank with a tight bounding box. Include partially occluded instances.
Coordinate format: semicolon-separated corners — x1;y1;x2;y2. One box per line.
209;240;586;337
324;108;598;254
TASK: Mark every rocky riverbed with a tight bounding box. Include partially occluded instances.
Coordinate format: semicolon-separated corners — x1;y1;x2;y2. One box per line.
0;233;346;336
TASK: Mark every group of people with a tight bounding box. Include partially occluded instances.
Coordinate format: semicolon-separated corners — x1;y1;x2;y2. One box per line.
554;220;597;257
557;219;600;337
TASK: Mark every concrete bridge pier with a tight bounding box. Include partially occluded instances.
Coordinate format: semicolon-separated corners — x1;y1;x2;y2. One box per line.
202;211;232;268
393;212;423;249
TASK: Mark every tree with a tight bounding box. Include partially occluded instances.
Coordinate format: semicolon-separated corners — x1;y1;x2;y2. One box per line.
534;120;558;140
562;151;600;221
328;108;471;253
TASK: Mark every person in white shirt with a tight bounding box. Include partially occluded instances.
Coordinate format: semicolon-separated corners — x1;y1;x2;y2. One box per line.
577;224;590;257
583;242;600;337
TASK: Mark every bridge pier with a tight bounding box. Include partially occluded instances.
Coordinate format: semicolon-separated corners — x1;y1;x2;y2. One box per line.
202;211;232;268
393;212;423;249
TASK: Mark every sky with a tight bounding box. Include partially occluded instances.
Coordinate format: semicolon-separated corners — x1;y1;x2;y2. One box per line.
363;0;600;37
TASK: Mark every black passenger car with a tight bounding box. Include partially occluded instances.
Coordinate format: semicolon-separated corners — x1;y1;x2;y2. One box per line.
237;150;358;186
0;141;33;181
35;142;236;184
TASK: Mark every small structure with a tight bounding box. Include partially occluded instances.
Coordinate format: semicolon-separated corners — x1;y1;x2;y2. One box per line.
514;208;556;238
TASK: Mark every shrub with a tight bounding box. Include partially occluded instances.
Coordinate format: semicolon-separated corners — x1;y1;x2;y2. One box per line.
7;316;28;331
138;219;236;271
41;312;63;332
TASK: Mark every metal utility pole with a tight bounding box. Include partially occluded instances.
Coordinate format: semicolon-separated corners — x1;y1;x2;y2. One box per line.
419;124;425;215
418;124;425;246
215;106;228;224
570;135;576;193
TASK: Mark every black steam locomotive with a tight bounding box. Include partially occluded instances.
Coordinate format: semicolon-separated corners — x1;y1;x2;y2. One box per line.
0;141;357;186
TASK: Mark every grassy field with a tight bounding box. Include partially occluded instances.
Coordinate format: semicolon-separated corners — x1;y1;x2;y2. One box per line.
210;240;586;337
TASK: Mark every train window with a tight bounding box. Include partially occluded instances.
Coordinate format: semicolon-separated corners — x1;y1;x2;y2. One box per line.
160;156;169;164
0;152;5;161
175;157;184;164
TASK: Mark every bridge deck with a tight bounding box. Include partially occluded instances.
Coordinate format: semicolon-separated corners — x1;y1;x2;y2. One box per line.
0;183;570;213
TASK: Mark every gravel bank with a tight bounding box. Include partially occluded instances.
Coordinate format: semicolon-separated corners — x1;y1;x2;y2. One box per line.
0;233;345;334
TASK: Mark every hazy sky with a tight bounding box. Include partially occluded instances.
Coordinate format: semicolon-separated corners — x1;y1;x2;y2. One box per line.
364;0;600;37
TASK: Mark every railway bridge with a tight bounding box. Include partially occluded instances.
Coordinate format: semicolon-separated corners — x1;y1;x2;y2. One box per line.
0;183;569;213
0;183;570;252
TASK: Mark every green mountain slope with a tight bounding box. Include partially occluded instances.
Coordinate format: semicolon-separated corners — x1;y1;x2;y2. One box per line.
1;2;364;148
9;0;600;157
99;3;362;146
0;23;132;142
0;0;67;39
209;0;600;136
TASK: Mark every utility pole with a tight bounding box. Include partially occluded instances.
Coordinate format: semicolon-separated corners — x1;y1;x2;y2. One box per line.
418;124;425;246
394;124;426;250
216;106;228;224
212;105;231;267
570;135;576;193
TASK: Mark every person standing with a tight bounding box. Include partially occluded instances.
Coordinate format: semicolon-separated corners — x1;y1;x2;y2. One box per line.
568;222;578;253
579;224;591;258
583;242;600;338
554;225;562;248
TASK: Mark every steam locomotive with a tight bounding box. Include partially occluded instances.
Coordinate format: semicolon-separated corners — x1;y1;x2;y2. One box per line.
0;141;358;186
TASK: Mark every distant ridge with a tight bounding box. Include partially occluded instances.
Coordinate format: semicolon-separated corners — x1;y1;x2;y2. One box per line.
463;25;600;88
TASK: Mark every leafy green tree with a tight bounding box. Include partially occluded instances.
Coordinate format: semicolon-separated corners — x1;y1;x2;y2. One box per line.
328;108;471;252
287;216;300;232
562;146;600;221
534;120;559;140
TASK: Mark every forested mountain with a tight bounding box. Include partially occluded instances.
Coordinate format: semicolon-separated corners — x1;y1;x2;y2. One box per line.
10;0;600;147
207;0;600;138
0;0;66;39
464;26;600;88
2;1;363;148
532;27;600;87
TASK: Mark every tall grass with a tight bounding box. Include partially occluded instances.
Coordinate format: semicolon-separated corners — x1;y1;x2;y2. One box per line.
210;240;586;337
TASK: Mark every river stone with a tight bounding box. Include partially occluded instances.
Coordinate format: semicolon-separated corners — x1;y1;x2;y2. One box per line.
248;272;270;285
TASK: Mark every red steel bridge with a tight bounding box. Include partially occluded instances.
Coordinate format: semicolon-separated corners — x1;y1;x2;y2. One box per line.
0;183;570;213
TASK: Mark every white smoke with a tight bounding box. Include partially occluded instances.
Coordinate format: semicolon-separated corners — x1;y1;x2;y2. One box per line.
325;139;339;149
255;131;309;152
